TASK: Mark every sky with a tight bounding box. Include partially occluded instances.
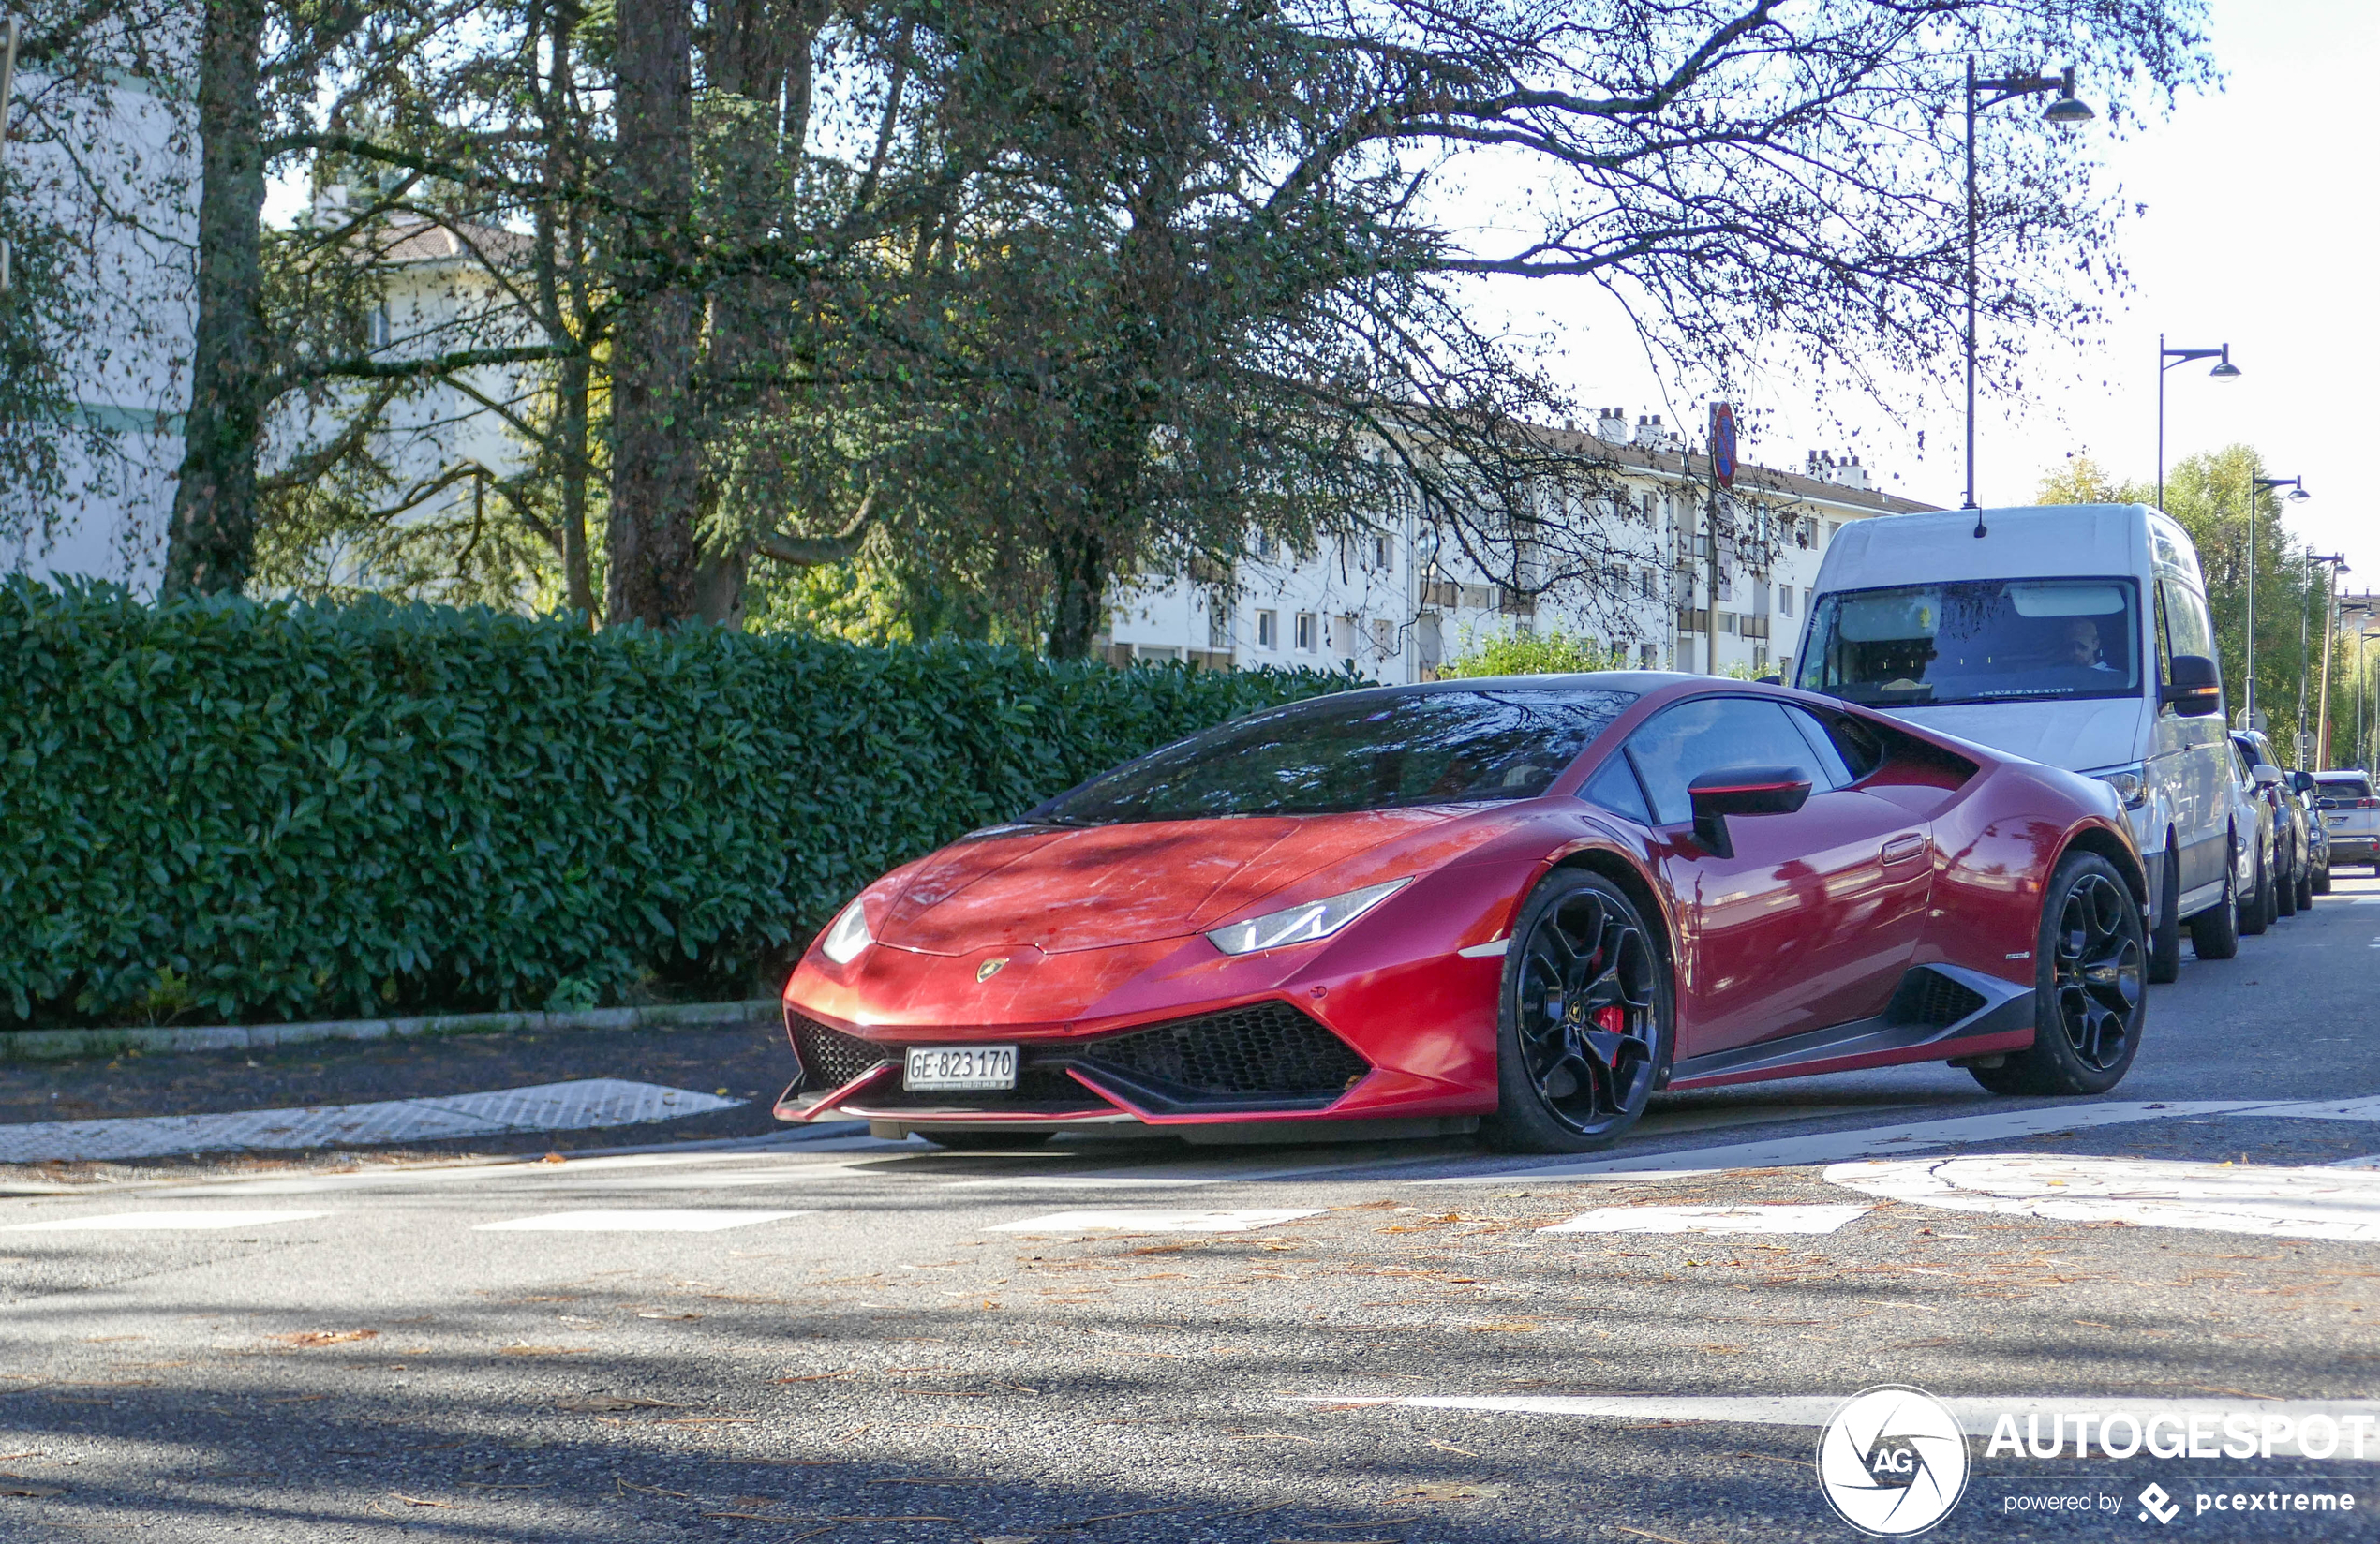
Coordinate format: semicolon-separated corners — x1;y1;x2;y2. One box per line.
1472;0;2379;600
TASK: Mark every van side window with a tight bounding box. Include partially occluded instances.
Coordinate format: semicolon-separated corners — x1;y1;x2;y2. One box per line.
2162;580;2215;668
2153;586;2175;684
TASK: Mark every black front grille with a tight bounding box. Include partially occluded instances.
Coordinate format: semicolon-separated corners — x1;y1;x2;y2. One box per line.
1083;1001;1370;1099
1888;970;1988;1029
788;1013;894;1091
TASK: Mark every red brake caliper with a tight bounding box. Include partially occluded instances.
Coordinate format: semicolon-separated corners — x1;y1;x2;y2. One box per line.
1591;1004;1626;1062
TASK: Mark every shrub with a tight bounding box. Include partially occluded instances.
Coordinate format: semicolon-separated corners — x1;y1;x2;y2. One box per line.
1438;626;1628;677
0;582;1352;1028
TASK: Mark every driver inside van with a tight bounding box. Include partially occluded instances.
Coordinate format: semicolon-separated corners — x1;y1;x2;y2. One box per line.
2059;617;2117;673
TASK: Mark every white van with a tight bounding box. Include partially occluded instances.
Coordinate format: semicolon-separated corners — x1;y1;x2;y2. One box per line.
1793;503;2237;982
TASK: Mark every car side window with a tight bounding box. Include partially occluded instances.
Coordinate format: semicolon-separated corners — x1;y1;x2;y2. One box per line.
1582;755;1653;825
1624;697;1832;827
1785;706;1857;788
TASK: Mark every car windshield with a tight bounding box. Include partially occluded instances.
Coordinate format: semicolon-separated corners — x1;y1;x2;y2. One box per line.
1799;578;2141;706
1028;688;1637;823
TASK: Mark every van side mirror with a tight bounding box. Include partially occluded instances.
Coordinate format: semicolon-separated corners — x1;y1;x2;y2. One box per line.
2162;654;2222;717
1688;766;1812;860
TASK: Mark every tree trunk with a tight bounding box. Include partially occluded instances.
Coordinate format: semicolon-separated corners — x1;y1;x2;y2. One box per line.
160;0;266;599
606;0;699;627
1046;527;1109;660
557;352;594;616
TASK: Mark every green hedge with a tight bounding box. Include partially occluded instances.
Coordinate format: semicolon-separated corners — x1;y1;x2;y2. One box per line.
0;582;1354;1028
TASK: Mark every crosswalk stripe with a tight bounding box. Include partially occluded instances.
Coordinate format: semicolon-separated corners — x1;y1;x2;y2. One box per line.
1441;1100;2283;1182
7;1210;330;1231
473;1209;811;1232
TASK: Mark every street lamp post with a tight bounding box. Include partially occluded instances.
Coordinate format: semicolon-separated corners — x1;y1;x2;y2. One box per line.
2316;560;2350;770
2242;473;2312;729
2157;338;2241;511
2301;555;2346;765
1964;60;2094;528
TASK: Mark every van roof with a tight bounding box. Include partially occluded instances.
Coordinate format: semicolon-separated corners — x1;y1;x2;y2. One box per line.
1819;502;2183;589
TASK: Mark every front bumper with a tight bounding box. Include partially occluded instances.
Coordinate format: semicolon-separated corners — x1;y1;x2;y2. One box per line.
776;1000;1379;1128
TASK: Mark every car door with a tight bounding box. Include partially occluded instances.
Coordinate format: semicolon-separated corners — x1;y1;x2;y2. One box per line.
1621;695;1934;1058
2156;579;2230;903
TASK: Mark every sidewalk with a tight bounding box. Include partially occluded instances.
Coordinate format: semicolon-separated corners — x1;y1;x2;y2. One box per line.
0;1015;799;1181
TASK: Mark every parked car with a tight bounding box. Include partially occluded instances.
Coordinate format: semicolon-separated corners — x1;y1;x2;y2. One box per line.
2232;729;2311;917
778;675;2149;1153
2303;777;2333;895
2314;770;2380;876
1796;502;2239;979
2223;736;2278;935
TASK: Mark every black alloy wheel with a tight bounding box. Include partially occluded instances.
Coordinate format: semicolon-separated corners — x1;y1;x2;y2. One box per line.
1484;870;1672;1153
1972;852;2146;1097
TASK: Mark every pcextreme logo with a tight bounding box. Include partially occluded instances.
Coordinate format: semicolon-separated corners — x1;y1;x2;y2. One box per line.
1817;1385;1971;1537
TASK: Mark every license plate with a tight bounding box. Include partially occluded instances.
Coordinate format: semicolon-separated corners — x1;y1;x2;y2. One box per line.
904;1045;1018;1091
2329;816;2349;826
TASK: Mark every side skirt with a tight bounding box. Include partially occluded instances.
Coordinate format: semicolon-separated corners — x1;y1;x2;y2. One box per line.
1664;964;2035;1091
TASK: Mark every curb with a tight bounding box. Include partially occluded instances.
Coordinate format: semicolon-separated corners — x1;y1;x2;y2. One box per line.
0;999;783;1063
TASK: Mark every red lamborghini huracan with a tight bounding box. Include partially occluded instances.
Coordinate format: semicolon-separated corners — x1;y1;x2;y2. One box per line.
776;673;2149;1152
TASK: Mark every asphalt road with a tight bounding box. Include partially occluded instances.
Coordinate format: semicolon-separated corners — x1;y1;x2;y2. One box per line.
6;877;2380;1541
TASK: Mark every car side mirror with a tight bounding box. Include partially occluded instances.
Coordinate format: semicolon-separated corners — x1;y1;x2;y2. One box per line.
2291;770;2316;794
2162;654;2222;717
2253;765;2283;789
1688;765;1812;860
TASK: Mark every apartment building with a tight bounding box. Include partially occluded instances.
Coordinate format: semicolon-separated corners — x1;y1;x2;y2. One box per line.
1101;412;1933;683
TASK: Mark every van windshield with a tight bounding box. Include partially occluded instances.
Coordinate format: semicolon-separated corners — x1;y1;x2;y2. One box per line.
1799;578;2141;707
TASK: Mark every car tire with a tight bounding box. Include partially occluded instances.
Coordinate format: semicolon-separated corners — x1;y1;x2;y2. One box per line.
2276;860;2299;917
2146;843;2181;985
2313;865;2331;896
2238;842;2270;936
1483;869;1673;1154
1971;851;2146;1097
2295;869;2315;911
918;1130;1056;1151
2189;846;2240;960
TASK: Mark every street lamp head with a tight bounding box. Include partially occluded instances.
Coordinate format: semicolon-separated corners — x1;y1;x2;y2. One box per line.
2209;346;2242;381
2288;483;2312;502
2043;93;2096;126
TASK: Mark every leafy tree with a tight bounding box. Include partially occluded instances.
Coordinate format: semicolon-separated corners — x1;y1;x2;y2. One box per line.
1439;628;1626;678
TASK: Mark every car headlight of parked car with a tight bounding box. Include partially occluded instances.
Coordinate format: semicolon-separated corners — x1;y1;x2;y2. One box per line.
821;898;873;964
2086;763;2149;810
1205;878;1410;957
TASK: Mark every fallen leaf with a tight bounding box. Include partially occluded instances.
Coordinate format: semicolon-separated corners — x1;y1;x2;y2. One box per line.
558;1395;679;1412
275;1329;379;1347
1428;1441;1479;1457
1393;1481;1504;1500
638;1312;702;1321
391;1492;455;1508
0;1482;66;1498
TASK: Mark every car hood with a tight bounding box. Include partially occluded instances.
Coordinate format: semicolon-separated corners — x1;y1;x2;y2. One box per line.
873;809;1477;956
1879;698;2147;773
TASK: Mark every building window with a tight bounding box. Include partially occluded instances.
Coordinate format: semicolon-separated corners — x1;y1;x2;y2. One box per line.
1371;617;1395;657
368;305;392;350
1208;605;1230;650
1256;610;1278;649
1639;643;1658;669
1295;612;1316;651
1371;535;1393;572
1779;586;1794;617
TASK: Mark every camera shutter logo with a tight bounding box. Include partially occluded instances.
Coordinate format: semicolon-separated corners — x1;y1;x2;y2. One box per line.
1815;1385;1971;1536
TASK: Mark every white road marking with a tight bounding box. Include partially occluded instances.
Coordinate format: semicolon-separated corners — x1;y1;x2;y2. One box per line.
2258;1095;2380;1121
0;1080;744;1164
474;1209;811;1232
986;1208;1324;1233
1826;1154;2380;1242
6;1210;331;1231
1446;1101;2279;1181
1287;1394;2380;1455
1540;1204;1871;1236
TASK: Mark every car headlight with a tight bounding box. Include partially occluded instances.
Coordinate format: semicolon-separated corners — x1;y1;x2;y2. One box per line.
2086;763;2149;810
820;898;872;964
1205;879;1409;957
